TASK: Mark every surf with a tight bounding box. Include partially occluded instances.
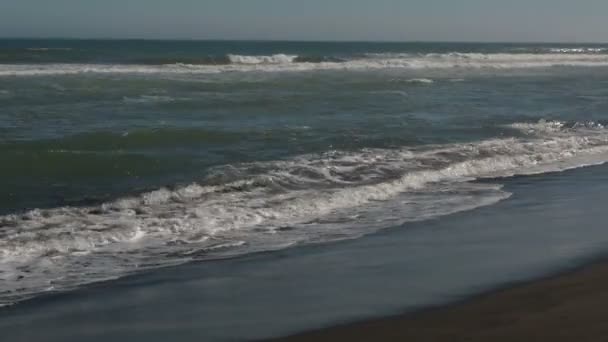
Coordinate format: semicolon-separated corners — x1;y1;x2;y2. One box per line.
2;120;608;306
3;52;608;76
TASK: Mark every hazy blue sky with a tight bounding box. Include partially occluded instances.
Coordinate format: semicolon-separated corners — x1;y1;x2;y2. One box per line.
1;0;607;42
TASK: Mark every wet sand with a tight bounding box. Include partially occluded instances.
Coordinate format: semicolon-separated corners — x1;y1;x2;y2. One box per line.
4;166;608;342
277;260;608;341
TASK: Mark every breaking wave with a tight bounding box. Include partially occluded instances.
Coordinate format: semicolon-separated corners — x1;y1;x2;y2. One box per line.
546;47;608;54
227;54;298;64
3;52;608;76
405;78;434;84
2;120;608;305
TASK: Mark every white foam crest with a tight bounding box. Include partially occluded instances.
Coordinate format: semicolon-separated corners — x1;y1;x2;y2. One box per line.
406;78;434;84
3;52;608;77
227;54;298;65
372;53;608;69
508;119;568;134
3;120;608;305
547;47;608;54
508;119;605;135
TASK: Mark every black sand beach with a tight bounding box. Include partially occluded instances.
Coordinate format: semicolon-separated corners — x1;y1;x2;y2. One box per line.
2;164;608;341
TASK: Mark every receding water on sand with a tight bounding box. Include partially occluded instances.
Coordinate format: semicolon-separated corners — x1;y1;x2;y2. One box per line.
3;164;608;341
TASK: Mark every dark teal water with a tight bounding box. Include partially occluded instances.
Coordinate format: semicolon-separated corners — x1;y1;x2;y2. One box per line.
2;39;608;305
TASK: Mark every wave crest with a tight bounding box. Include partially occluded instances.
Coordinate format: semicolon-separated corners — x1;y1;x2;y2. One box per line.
547;47;608;54
3;52;608;76
2;120;608;305
227;54;298;65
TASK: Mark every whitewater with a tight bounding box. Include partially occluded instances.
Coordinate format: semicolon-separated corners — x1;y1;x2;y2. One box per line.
3;39;608;308
2;120;608;306
3;52;608;76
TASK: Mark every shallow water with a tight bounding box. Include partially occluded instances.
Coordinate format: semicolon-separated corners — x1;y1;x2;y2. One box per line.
2;164;608;341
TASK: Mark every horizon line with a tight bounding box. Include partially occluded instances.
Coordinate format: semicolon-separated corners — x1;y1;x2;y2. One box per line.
1;36;607;45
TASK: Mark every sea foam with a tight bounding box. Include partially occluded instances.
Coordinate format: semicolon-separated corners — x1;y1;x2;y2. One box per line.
2;52;608;77
227;54;298;64
2;120;608;305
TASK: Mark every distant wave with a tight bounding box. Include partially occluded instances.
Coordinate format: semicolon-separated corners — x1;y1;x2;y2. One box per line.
129;56;232;65
546;47;608;54
2;52;608;76
227;54;298;64
131;54;346;65
405;78;434;84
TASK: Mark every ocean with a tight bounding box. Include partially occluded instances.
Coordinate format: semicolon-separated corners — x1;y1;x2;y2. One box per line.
2;39;608;318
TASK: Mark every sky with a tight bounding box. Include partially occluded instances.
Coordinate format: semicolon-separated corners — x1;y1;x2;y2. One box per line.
1;0;607;42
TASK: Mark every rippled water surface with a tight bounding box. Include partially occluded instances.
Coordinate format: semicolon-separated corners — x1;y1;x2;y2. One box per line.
2;39;608;305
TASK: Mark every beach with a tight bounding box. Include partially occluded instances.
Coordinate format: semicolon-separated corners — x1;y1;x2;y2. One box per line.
2;39;608;341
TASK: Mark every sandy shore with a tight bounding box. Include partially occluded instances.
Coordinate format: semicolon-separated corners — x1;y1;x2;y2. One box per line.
3;166;608;342
276;260;608;341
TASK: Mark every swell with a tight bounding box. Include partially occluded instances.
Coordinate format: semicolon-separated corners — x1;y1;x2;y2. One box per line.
3;52;608;76
2;120;608;306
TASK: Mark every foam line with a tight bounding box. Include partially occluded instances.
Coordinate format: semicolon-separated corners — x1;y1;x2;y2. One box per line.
2;120;608;305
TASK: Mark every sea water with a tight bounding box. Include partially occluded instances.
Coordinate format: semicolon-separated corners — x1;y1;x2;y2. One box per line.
1;39;608;306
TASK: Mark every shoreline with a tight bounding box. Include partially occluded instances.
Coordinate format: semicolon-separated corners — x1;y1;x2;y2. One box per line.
275;257;608;341
3;164;608;341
